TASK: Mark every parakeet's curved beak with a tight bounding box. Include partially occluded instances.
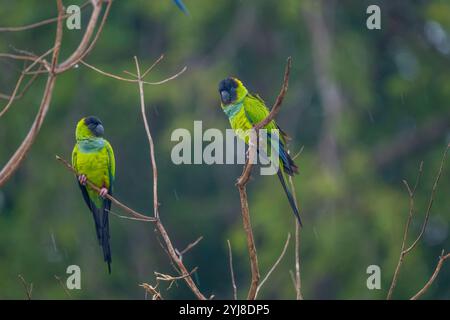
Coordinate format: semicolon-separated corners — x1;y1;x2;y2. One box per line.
220;90;231;104
94;124;104;136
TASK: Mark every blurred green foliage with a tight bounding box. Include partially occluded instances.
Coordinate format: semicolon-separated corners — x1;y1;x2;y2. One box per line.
0;0;449;299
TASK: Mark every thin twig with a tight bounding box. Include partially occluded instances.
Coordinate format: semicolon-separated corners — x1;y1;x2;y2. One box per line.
106;208;153;222
139;283;163;300
0;1;90;32
227;240;238;300
411;252;450;300
386;162;423;299
155;267;198;290
80;60;137;82
0;53;49;68
0;67;41;101
80;59;187;85
134;56;160;219
142;54;164;79
155;267;198;282
54;275;72;299
123;70;137;78
292;145;305;161
18;275;32;300
0;49;54;119
79;0;113;60
179;236;203;256
0;72;25;117
288;176;304;300
255;233;291;299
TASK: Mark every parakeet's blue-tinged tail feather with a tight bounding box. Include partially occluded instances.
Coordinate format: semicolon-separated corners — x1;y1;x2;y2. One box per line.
277;170;302;226
274;138;298;176
103;197;112;274
78;183;101;243
173;0;189;15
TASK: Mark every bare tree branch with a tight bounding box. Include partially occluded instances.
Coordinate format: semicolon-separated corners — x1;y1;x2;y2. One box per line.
0;49;53;118
18;275;32;300
227;240;238;300
80;59;187;85
139;283;163;300
255;233;291;299
0;1;90;32
0;68;41;102
411;252;450;300
288;176;304;300
154;266;199;288
387;144;449;299
54;275;72;299
179;236;203;256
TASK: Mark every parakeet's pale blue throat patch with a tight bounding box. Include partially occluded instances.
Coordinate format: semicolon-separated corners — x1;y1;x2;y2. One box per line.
223;100;244;119
221;84;248;119
78;138;106;153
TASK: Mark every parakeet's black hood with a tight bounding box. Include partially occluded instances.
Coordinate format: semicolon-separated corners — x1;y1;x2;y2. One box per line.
218;78;238;105
85;116;104;137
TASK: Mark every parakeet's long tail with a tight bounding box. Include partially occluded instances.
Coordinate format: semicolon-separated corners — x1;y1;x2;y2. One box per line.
102;199;112;274
277;170;302;226
260;137;301;225
89;202;112;274
78;182;112;273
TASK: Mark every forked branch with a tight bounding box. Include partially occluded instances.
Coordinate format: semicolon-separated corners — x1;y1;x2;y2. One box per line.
387;144;449;299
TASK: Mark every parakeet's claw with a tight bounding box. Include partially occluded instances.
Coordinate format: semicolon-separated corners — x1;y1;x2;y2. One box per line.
78;174;87;185
99;187;108;198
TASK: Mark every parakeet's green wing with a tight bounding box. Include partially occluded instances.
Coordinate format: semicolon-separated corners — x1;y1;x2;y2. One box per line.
72;145;93;212
103;141;115;273
105;140;115;193
243;94;276;129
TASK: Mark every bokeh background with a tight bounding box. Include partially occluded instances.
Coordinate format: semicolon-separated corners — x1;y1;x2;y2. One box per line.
0;0;449;299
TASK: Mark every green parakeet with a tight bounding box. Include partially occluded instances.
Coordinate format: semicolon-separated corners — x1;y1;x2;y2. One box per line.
72;116;115;273
218;77;302;226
